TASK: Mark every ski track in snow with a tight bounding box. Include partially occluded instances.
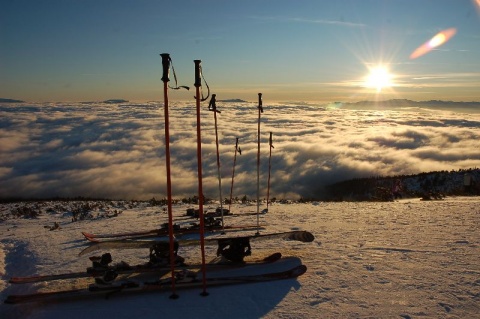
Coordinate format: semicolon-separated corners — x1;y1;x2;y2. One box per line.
0;197;479;318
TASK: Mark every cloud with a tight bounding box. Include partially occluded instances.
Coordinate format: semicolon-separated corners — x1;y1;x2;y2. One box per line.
250;15;366;28
0;101;479;200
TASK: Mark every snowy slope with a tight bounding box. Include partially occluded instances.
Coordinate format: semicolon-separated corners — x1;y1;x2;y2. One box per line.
1;197;479;318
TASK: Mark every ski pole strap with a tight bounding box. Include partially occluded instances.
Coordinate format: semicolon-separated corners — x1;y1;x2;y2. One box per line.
208;94;221;113
235;137;242;155
160;53;189;90
194;60;210;101
258;93;263;113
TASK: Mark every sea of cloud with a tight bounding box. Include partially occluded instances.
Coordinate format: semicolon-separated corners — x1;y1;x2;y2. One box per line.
1;101;479;200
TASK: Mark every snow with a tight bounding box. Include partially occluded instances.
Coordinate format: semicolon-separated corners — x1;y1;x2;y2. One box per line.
1;197;479;318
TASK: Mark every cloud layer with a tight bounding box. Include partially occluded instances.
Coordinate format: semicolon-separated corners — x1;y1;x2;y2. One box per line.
1;101;479;200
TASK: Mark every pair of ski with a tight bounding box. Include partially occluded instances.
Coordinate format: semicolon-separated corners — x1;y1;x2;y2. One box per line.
6;230;314;304
6;254;306;304
79;230;315;256
9;252;282;285
82;222;266;243
9;230;314;285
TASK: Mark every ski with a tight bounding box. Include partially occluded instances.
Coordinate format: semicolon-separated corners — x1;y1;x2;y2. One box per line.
79;230;315;257
5;260;306;304
8;252;282;284
82;223;267;243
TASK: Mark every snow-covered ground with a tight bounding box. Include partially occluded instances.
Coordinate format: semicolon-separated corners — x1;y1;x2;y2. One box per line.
0;197;479;318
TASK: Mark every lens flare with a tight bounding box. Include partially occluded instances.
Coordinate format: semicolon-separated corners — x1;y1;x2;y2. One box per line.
429;33;446;47
474;0;480;15
410;28;457;59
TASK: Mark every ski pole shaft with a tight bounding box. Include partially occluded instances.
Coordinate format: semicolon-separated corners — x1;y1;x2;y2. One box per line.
209;94;225;232
228;138;239;212
194;59;208;296
160;53;177;298
267;132;273;211
256;93;262;235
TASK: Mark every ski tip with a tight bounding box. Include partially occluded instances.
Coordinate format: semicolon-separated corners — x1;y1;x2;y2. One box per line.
288;231;315;242
263;252;282;263
293;264;308;277
302;231;315;242
5;295;24;304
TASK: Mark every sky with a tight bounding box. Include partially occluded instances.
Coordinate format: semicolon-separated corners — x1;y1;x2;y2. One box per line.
1;101;479;200
1;0;480;103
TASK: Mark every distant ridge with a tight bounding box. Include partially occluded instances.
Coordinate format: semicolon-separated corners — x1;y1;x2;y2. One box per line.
326;168;480;201
219;99;247;103
0;98;24;103
342;99;480;111
103;99;129;104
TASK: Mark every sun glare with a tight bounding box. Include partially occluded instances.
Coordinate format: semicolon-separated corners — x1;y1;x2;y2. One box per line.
365;66;393;92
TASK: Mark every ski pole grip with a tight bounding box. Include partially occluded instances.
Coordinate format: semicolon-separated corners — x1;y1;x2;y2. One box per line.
194;60;202;88
160;53;171;83
208;94;217;112
258;93;263;112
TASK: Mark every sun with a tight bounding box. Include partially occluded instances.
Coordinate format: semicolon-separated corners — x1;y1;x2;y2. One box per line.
365;66;393;92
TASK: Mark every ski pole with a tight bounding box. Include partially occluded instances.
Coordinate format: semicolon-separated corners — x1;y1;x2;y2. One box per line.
194;59;209;296
160;53;178;299
208;94;225;233
256;93;263;235
228;138;240;213
266;132;274;212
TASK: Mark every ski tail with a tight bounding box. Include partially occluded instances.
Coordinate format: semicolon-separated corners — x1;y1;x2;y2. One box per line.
82;232;99;243
9;271;90;284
